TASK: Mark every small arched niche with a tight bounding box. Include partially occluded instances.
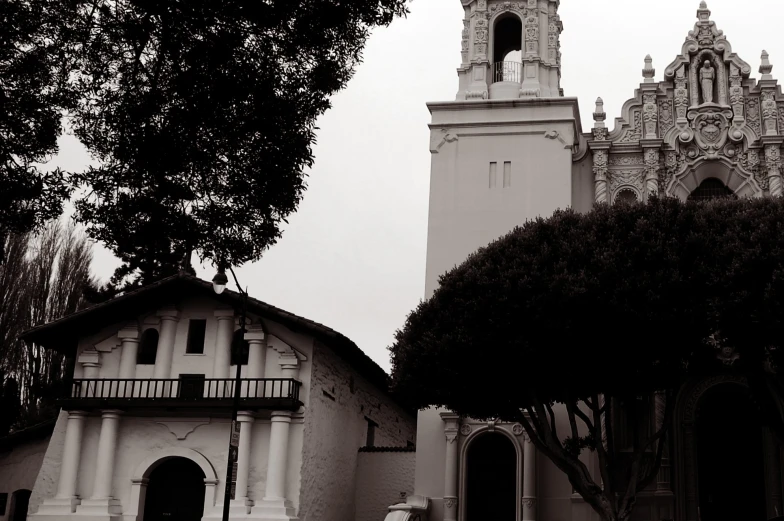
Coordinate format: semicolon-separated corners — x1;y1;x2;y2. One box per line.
614;187;640;205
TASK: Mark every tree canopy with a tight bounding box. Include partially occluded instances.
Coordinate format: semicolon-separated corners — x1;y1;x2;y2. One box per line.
3;0;409;287
390;196;784;521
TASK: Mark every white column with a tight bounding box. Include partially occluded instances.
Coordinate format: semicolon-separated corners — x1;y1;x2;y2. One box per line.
56;411;87;499
76;410;123;515
92;410;122;499
229;412;255;513
78;350;101;397
440;412;460;521
153;308;179;380
522;432;537;521
213;310;235;380
117;326;140;381
252;354;299;521
33;411;87;515
264;411;293;501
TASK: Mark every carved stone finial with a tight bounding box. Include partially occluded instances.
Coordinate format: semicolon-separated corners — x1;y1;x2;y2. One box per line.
697;1;711;21
593;97;606;128
760;50;774;80
643;55;655;83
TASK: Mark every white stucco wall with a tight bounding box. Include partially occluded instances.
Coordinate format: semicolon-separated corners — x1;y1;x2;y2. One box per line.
0;431;51;521
354;451;415;521
297;342;416;521
425;98;583;298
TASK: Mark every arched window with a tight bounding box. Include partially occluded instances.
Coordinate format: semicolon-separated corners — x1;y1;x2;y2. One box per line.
614;188;639;205
688;178;737;201
231;329;249;366
137;329;159;365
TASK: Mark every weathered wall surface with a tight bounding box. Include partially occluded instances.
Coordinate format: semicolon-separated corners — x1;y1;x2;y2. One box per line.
29;412;68;517
354;450;415;521
0;432;51;521
297;341;415;521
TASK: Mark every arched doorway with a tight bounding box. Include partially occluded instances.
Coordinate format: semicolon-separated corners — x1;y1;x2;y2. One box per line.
688;178;737;201
695;384;766;521
9;489;31;521
143;457;206;521
465;432;517;521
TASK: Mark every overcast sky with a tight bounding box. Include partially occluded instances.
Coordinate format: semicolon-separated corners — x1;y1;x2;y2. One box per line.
48;0;784;373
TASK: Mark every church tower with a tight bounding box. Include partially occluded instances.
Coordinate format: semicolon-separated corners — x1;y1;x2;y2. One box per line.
424;0;583;298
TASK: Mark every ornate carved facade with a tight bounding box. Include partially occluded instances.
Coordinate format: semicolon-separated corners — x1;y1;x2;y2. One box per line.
587;1;784;204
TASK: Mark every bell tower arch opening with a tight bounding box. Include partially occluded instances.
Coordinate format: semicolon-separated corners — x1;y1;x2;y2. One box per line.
492;15;523;84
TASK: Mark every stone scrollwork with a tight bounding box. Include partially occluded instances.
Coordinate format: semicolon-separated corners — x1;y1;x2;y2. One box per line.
747;98;762;137
644;148;661;196
610;170;645;193
659;99;675;134
512;423;524;436
766;144;782;196
619;111;643;143
761;90;779;136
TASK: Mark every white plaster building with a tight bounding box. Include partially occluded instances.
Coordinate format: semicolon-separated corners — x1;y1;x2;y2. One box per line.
392;2;784;521
9;272;415;521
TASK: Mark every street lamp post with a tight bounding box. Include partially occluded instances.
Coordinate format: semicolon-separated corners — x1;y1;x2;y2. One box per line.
213;266;247;521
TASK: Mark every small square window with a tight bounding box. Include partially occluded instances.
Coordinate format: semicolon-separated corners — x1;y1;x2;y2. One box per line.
186;319;207;354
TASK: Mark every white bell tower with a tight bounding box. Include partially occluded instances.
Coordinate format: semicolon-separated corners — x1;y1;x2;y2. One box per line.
423;0;584;299
458;0;564;101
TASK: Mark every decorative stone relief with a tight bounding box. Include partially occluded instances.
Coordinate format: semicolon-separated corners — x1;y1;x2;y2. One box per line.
512;423;524;436
761;91;779;135
488;1;526;14
524;13;539;55
662;151;679;192
659;99;675;134
747;98;762;136
522;498;537;509
674;66;689;120
644;148;661;195
643;94;658;139
766;144;782;196
593;150;608;204
609;155;644;166
460;424;472;436
619;111;643;143
461;19;470;63
729;64;744;119
155;420;210;440
444;498;458;509
473;17;488;59
610;171;645;192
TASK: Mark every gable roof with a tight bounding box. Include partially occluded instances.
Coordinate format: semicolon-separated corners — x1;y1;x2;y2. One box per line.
21;272;402;408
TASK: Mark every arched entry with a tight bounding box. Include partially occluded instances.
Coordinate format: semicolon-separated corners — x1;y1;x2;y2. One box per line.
142;458;206;521
9;489;31;521
465;432;517;521
695;384;766;521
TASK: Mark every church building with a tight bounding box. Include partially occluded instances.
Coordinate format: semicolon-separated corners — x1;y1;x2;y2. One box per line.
389;2;784;521
1;272;416;521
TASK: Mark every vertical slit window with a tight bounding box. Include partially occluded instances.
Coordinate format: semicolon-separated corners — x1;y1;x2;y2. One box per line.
489;162;498;188
503;161;511;187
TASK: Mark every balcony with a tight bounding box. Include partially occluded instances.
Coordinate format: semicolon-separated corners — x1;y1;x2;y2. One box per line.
59;378;303;413
490;61;522;99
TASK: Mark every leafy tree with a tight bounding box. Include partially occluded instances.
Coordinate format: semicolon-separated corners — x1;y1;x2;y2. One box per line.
0;0;72;262
390;196;784;521
45;0;406;290
0;221;95;430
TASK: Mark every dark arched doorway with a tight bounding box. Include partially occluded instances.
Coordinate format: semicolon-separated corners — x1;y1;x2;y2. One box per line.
465;432;517;521
143;458;206;521
9;489;31;521
696;384;767;521
688;178;737;201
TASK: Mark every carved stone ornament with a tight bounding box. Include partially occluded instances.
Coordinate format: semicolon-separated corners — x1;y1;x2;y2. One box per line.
688;106;734;158
488;1;526;14
610;170;645;192
512;423;524;436
444;498;458;509
762;90;779;135
643;94;659;139
619;111;643;143
460;424;472;436
659;99;675;134
522;498;537;509
609;155;644;166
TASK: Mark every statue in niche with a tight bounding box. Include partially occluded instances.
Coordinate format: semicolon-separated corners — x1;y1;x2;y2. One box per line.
700;60;715;104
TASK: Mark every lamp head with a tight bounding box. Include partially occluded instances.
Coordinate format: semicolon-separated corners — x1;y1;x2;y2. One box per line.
212;267;229;295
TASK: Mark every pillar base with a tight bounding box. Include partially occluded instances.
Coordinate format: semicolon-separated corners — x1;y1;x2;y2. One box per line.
249;498;298;520
206;498;255;518
73;498;123;518
32;497;82;516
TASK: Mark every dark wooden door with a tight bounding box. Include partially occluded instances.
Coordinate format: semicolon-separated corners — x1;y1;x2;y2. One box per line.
465;432;517;521
143;458;205;521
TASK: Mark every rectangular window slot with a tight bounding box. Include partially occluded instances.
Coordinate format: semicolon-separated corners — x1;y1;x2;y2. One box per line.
186;319;207;354
365;416;379;447
489;162;497;188
322;390;336;401
503;161;512;187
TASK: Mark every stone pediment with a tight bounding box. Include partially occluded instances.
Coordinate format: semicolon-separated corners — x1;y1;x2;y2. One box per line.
587;2;784;203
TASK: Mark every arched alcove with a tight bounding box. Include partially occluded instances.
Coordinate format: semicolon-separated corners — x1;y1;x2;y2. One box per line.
459;428;521;521
695;383;766;521
614;187;640;205
667;157;762;201
142;458;206;521
687;177;737;201
492;15;522;84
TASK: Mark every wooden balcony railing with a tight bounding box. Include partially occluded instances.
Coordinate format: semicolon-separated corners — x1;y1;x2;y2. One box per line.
59;378;302;412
